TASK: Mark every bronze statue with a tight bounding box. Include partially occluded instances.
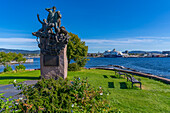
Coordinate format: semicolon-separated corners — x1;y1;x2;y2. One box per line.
45;6;62;33
32;6;70;56
32;14;54;37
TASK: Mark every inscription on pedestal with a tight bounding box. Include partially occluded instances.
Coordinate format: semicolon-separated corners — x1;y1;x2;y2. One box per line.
44;55;59;66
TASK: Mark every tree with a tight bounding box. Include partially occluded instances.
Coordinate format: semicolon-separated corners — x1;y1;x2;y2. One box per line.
0;52;15;67
15;53;26;64
67;32;88;67
0;52;26;72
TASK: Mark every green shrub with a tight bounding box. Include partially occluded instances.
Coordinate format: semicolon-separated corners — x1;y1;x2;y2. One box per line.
12;77;115;112
3;65;12;72
0;93;19;112
16;64;26;71
68;63;80;71
76;57;89;67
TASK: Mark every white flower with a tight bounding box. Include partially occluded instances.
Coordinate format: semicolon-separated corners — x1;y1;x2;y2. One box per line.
100;93;103;95
14;79;16;83
107;93;109;95
72;104;74;107
19;97;23;100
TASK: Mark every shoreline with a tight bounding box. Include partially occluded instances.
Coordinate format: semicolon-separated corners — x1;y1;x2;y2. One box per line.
90;67;170;84
88;56;170;58
0;66;170;84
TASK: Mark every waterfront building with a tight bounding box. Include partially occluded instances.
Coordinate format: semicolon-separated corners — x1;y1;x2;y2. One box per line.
162;51;170;55
147;53;167;57
103;49;123;57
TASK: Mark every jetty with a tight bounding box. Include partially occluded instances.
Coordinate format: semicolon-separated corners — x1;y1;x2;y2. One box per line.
93;67;170;84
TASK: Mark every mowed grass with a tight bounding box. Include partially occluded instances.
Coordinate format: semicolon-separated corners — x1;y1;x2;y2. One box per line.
68;69;170;113
0;70;40;85
0;69;170;112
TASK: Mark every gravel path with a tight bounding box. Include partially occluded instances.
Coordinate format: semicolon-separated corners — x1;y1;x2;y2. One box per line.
0;80;38;97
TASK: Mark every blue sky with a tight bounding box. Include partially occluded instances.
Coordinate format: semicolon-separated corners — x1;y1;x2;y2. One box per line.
1;0;170;52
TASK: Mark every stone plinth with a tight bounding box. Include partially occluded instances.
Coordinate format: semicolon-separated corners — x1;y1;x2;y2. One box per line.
40;46;67;79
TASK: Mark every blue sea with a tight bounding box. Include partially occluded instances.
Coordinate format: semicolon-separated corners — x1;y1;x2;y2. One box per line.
0;57;170;79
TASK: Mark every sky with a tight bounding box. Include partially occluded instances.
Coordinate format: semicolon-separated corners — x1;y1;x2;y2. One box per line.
1;0;170;53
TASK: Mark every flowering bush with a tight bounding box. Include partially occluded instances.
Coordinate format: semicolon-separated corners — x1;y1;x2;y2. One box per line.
10;77;115;112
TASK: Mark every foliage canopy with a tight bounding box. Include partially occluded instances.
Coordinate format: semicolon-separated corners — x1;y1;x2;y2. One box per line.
67;32;88;67
0;52;26;72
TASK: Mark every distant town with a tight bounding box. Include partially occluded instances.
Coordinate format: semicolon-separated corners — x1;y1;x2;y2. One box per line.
88;49;170;58
1;48;170;58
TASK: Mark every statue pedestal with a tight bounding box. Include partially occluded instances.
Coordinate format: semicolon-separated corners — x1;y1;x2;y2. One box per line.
40;46;68;79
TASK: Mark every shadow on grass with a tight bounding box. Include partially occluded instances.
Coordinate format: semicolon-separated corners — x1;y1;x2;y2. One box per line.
0;76;40;80
108;82;114;88
110;75;117;78
103;75;108;78
120;82;128;89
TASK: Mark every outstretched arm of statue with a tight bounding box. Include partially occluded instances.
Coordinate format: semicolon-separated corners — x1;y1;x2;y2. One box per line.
37;14;43;24
57;11;62;18
45;7;52;12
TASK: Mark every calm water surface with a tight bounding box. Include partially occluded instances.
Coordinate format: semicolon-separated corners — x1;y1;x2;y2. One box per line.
0;57;170;79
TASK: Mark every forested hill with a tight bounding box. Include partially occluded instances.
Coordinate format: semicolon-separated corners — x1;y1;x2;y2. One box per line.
0;48;40;54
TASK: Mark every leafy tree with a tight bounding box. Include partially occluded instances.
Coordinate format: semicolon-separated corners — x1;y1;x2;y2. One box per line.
67;32;88;67
0;52;15;67
76;57;89;67
15;53;26;64
0;52;26;72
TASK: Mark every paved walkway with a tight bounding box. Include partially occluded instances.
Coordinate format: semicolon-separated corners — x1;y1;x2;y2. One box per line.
0;80;38;97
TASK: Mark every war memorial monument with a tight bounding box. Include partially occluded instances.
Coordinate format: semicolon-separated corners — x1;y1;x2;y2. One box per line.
32;6;70;79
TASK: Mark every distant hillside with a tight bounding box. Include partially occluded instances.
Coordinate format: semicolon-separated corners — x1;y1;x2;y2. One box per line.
147;51;162;54
128;51;146;54
129;51;162;54
0;48;40;54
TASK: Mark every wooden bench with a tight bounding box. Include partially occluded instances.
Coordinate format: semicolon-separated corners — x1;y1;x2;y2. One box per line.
115;71;126;78
126;74;142;89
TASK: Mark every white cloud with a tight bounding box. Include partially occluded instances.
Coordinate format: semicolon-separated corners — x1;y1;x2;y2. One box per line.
87;39;153;43
0;36;170;52
0;37;38;50
82;36;170;52
82;36;170;44
82;37;154;45
0;38;36;43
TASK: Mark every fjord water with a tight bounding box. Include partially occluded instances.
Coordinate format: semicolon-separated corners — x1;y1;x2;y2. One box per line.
86;57;170;79
0;57;170;79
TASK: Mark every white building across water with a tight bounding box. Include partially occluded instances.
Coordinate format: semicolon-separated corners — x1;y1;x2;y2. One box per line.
103;49;123;57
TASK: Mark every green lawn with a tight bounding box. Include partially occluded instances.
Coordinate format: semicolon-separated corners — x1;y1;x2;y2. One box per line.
0;69;170;112
0;70;40;85
68;69;170;113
